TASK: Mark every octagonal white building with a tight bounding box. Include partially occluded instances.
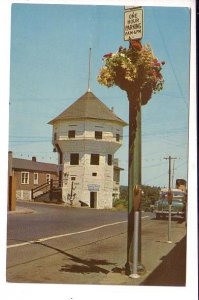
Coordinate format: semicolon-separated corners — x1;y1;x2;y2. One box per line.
49;91;127;208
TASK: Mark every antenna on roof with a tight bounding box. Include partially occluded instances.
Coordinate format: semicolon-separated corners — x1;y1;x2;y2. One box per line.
87;48;91;92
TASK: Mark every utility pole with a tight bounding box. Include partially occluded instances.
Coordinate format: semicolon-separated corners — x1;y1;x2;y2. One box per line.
172;159;175;188
164;156;177;243
164;156;177;189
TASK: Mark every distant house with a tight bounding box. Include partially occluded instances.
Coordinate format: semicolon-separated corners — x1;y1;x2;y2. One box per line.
9;151;59;201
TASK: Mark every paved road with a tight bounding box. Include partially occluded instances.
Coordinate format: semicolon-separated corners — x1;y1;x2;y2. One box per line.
6;201;186;285
7;201;129;245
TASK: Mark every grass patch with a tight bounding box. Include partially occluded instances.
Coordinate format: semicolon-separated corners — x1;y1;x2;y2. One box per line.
113;198;128;211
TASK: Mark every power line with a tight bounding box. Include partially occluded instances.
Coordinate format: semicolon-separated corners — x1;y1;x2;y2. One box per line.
152;9;189;110
143;170;169;185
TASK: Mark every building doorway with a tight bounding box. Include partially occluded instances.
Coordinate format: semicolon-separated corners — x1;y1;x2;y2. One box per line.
90;192;97;208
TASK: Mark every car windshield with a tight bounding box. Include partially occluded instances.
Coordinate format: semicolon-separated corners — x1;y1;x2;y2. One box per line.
157;197;184;204
172;191;185;197
160;190;185;198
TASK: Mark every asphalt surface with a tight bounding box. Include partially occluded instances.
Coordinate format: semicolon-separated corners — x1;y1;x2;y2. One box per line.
7;201;187;286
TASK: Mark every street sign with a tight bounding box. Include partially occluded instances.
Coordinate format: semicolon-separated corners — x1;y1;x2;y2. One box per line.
124;6;142;11
124;7;143;41
88;184;100;191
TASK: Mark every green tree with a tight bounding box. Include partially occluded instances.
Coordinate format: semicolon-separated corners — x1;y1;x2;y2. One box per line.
141;185;160;210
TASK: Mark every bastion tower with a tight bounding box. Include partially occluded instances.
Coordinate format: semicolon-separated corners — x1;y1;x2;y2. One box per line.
48;90;127;208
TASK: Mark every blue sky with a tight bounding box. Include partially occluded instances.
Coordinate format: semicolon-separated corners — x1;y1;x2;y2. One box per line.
9;4;190;187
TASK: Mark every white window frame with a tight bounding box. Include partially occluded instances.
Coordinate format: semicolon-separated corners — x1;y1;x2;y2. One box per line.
21;172;29;185
46;174;51;183
34;173;39;185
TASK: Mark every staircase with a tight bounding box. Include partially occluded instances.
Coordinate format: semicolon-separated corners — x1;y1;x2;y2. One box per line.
32;179;63;204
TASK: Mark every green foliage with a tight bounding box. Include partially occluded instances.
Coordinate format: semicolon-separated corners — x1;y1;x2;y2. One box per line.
141;185;160;205
116;185;160;211
120;185;128;201
141;185;160;210
113;198;128;210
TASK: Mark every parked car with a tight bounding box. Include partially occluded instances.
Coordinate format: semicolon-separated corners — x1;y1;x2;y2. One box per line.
154;189;187;220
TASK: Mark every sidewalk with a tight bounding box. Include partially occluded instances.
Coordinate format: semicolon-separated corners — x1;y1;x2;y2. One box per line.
100;233;186;285
95;221;186;286
7;200;63;214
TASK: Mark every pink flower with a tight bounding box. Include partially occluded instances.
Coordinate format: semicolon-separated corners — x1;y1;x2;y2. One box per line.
130;40;142;51
154;62;161;67
103;53;113;58
157;73;163;80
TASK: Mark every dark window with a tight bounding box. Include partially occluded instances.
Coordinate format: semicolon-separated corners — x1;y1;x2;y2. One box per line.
116;133;120;141
71;177;76;181
114;170;120;183
68;130;76;138
90;154;99;165
92;172;97;176
70;153;79;165
108;154;112;166
95;131;102;139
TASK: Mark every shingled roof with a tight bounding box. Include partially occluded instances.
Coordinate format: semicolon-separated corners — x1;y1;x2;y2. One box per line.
12;158;58;173
48;91;127;126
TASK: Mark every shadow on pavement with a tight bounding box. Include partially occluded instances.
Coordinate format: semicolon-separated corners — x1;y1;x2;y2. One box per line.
141;235;187;286
60;257;113;274
35;241;115;275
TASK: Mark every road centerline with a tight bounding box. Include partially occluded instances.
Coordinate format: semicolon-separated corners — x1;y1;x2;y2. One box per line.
7;215;151;249
7;220;127;249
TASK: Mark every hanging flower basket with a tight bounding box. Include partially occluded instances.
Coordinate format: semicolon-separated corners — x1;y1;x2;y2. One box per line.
97;40;165;106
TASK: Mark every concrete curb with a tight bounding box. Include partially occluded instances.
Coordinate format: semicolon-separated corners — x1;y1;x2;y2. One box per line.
8;207;35;214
